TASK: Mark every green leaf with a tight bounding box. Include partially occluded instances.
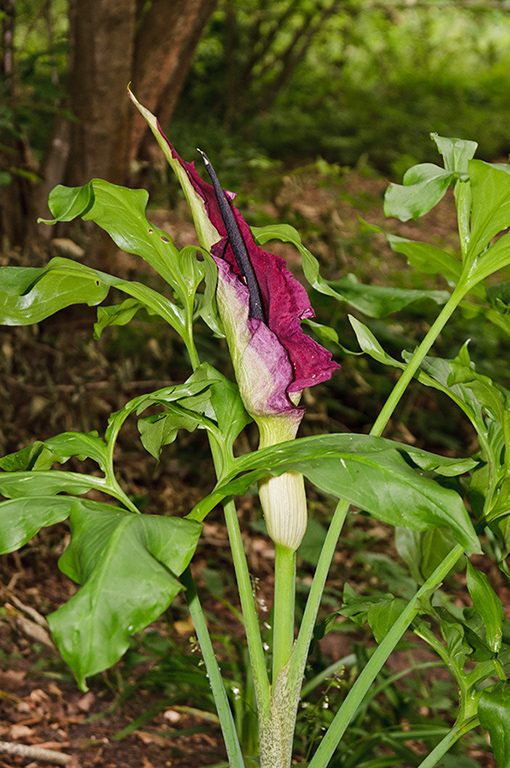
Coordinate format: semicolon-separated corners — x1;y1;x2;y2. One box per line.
0;262;109;325
94;298;146;339
385;234;462;284
0;432;109;474
42;432;109;471
437;610;472;666
253;224;448;317
478;682;510;768
0;471;101;499
48;502;202;689
384;164;456;222
326;273;449;317
367;598;408;643
437;606;494;663
431;134;478;174
337;583;395;627
0;258;186;334
184;363;250;467
466;561;504;654
253;222;341;300
468;230;510;287
395;527;466;583
349;316;402;367
189;433;480;552
0;442;56;471
448;345;508;426
195;250;224;337
0;496;78;554
487;280;510;312
468;160;510;261
42;181;184;292
138;407;208;459
178;245;207;299
42;182;94;221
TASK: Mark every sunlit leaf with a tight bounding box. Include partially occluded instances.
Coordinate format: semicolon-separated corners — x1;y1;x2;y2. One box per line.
253;224;448;316
349;316;402;366
189;433;480;552
466;561;504;654
94;298;146;339
0;262;108;325
479;682;510;768
431;134;477;174
384;164;456;222
0;258;186;334
468;160;510;260
0;496;78;554
48;502;202;689
385;234;462;284
0;471;102;499
41;180;183;291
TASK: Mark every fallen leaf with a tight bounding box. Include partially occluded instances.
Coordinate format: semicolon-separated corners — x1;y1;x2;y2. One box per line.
9;723;33;739
77;692;95;713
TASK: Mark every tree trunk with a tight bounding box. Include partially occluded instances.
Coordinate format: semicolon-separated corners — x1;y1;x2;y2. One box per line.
0;0;39;246
129;0;217;161
4;0;217;249
64;0;137;187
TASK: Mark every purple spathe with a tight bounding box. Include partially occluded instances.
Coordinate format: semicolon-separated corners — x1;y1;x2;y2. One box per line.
158;123;340;418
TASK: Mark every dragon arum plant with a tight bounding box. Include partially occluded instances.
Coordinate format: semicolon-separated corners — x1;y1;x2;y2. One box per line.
1;91;510;766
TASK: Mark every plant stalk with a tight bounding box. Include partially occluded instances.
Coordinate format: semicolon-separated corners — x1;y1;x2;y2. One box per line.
415;718;478;768
370;280;468;438
306;543;465;768
181;567;246;768
223;498;272;718
272;544;296;683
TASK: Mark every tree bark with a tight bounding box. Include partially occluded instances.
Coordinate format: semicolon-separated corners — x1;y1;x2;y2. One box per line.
4;0;217;248
65;0;137;187
129;0;217;161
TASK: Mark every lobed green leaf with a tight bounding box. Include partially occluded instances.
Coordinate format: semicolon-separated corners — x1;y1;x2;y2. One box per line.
478;682;510;767
48;502;202;689
466;561;504;654
384;164;456;222
189;433;480;552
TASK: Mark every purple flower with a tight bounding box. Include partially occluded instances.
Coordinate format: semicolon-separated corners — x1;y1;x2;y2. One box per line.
157;138;339;430
129;90;339;549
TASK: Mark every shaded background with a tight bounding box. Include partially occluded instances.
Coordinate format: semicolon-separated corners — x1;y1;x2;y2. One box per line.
3;0;510;245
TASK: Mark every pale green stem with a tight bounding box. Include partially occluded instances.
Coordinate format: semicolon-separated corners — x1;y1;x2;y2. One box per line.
454;178;472;259
184;294;201;370
370;280;468;437
272;544;296;683
181;567;246;768
223;498;272;719
415;718;478;768
307;544;465;768
289;499;350;691
288;278;472;765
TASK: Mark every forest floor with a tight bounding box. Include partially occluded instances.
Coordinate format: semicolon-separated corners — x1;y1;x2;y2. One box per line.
0;160;507;767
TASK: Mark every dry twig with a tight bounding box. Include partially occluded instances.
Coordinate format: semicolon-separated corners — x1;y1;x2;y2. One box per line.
0;741;71;765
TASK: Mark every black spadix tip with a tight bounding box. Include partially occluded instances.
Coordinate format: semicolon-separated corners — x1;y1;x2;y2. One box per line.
197;148;210;165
